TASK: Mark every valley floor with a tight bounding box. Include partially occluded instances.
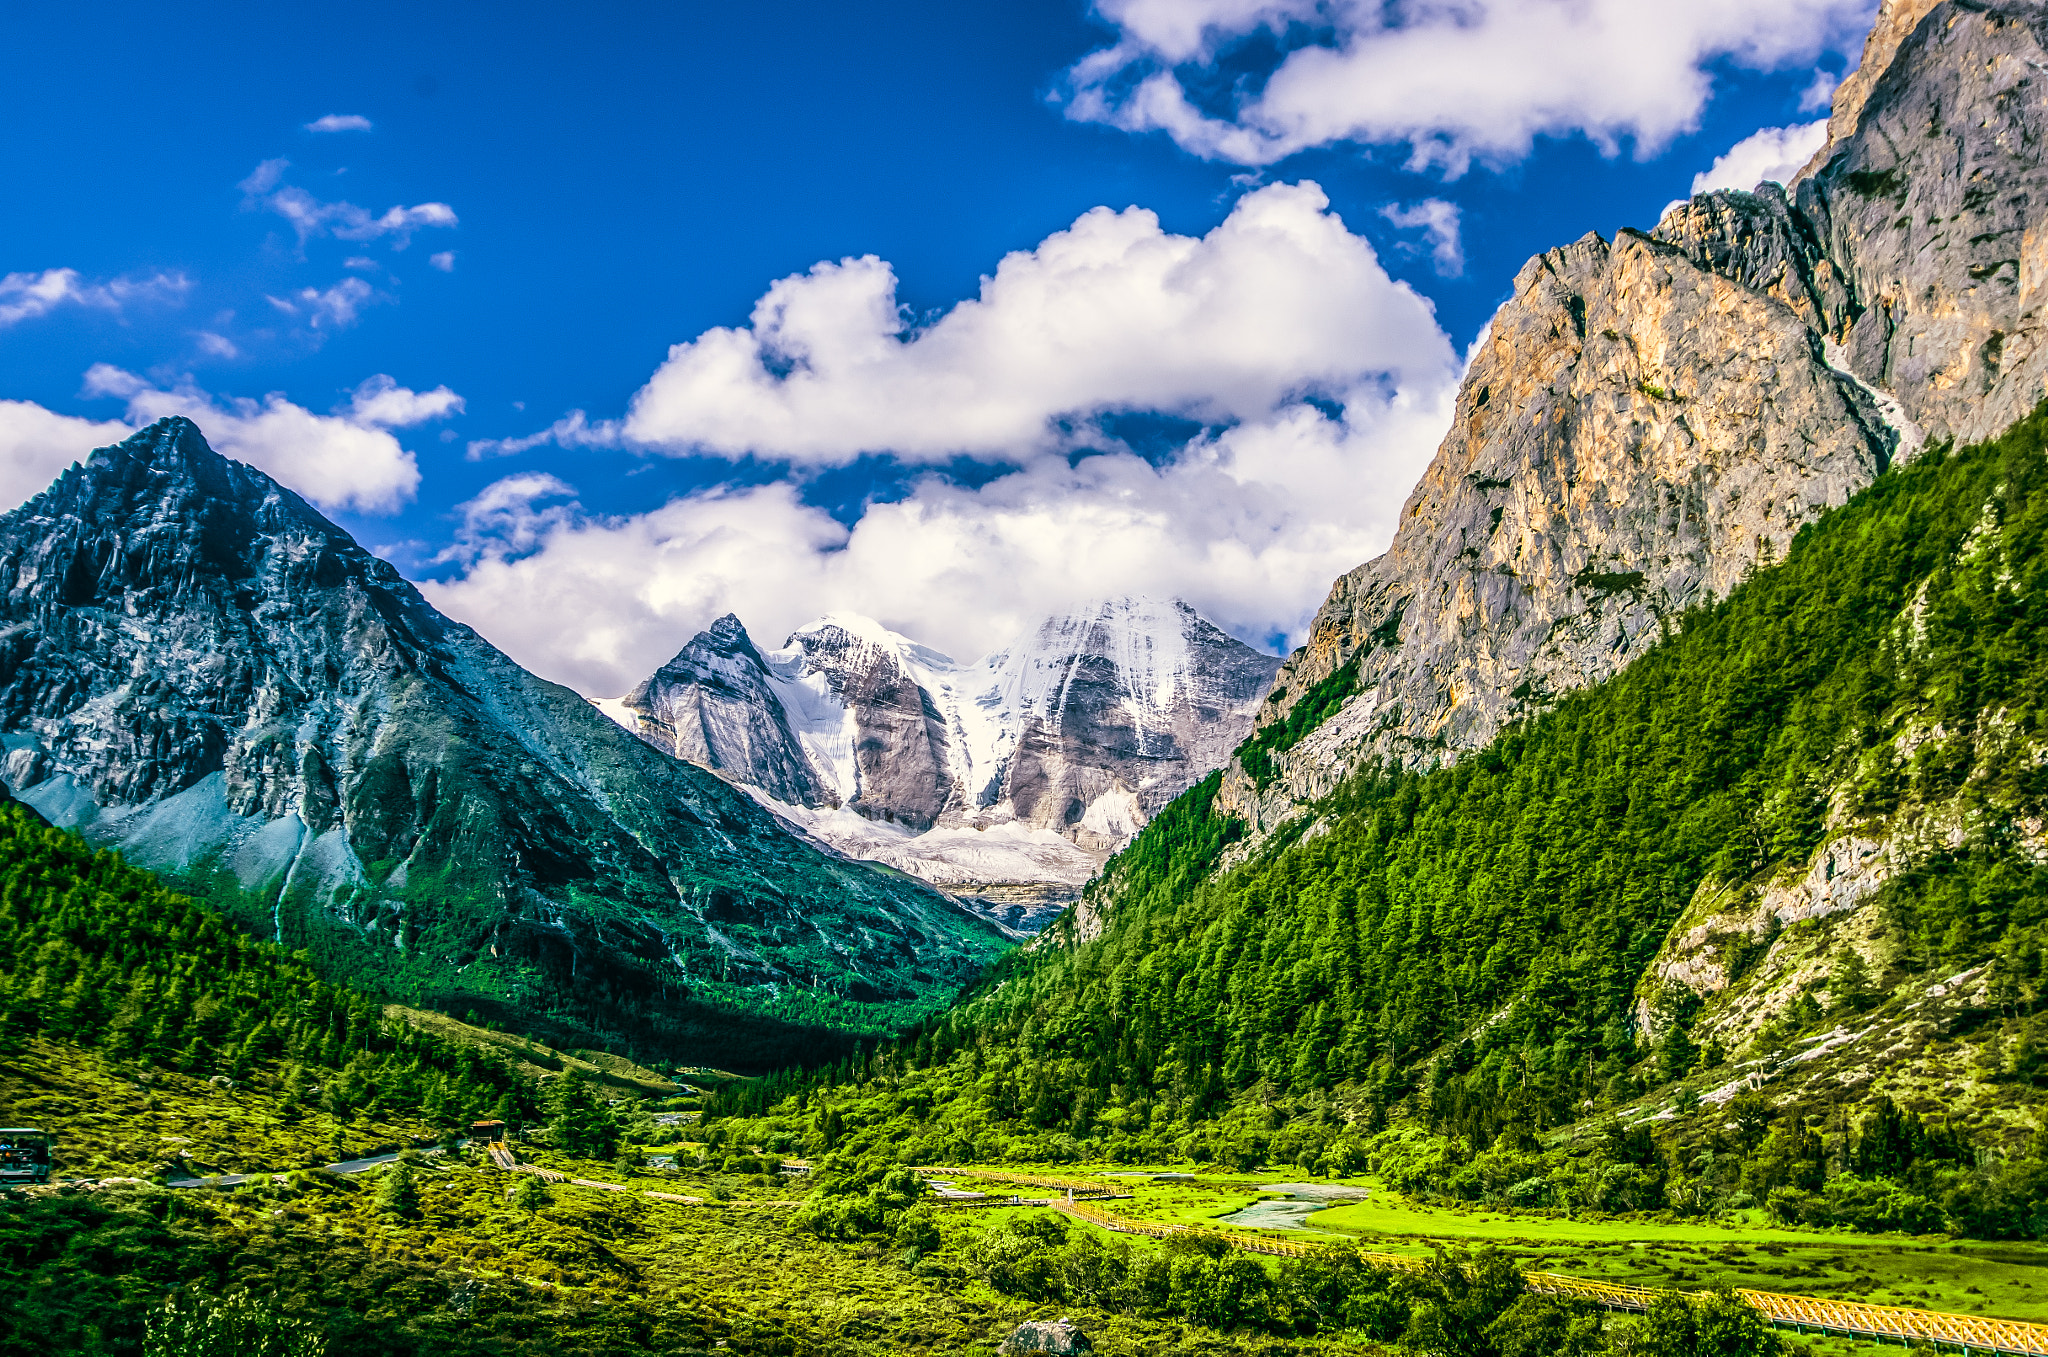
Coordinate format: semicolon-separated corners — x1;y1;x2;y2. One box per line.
5;1038;2036;1357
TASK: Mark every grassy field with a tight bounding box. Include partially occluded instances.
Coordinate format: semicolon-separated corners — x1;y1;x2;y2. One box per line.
0;1037;443;1180
927;1163;2048;1351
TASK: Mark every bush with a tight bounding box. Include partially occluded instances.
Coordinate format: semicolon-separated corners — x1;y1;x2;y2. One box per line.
145;1291;326;1357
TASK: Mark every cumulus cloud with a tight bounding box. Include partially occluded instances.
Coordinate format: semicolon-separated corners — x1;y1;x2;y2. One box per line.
240;160;457;250
428;251;456;272
306;114;373;133
0;401;132;512
50;367;461;514
624;181;1448;464
1062;0;1872;172
426;383;1453;695
1379;199;1463;276
1688;119;1830;196
0;268;190;327
346;373;464;427
423;180;1461;693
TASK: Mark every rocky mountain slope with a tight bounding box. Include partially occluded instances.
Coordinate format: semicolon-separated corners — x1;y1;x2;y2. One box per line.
1219;0;2048;833
617;598;1279;929
0;418;1007;1063
1011;0;2048;1179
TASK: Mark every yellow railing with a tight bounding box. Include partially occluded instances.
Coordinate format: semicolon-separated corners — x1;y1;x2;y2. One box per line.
1033;1190;2048;1355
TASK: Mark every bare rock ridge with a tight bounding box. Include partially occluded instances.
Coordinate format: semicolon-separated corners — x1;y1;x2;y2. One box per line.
0;418;1007;1057
1221;0;2048;832
622;613;827;809
616;598;1280;927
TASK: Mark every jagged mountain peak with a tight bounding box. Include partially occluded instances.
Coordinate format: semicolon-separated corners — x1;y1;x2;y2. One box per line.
1218;0;2048;835
777;612;961;676
617;594;1280;924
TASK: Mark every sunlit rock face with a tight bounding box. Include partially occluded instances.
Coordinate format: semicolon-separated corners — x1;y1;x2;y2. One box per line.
618;597;1279;926
1220;0;2048;831
0;417;1007;1055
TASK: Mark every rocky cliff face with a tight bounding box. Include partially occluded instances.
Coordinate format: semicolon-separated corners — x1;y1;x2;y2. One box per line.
0;418;1006;1060
621;613;827;808
1799;0;2048;449
1220;0;2048;832
619;597;1279;918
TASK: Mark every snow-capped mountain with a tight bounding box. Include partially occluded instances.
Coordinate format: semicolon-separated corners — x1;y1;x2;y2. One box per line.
615;597;1282;929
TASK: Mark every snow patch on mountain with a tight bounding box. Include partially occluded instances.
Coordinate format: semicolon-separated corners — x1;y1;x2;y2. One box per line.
619;595;1281;927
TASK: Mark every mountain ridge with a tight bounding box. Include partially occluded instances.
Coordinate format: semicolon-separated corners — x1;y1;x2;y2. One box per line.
1218;0;2048;837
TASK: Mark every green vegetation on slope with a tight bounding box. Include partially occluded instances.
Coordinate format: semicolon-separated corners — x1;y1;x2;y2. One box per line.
0;801;543;1136
0;798;1359;1356
1237;654;1364;790
748;406;2048;1239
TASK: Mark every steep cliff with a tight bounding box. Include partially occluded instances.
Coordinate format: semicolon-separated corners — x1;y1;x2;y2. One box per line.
0;418;1007;1062
1221;0;2048;832
620;613;827;808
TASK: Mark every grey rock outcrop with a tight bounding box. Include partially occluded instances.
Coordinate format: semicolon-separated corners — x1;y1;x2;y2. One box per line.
1219;0;2048;831
0;418;1006;1054
1798;0;2048;448
983;600;1281;847
780;617;958;831
997;1318;1090;1357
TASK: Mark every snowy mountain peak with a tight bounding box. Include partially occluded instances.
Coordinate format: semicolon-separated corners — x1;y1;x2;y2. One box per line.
617;596;1281;926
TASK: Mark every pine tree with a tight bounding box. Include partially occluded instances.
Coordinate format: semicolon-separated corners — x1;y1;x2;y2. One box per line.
372;1161;419;1218
512;1174;548;1213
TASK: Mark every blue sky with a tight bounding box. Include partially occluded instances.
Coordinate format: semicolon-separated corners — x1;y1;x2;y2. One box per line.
0;0;1874;693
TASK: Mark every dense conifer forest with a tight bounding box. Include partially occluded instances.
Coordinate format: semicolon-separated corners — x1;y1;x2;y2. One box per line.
722;408;2048;1241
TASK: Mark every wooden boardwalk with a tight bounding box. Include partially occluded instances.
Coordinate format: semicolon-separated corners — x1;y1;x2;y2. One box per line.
994;1184;2048;1355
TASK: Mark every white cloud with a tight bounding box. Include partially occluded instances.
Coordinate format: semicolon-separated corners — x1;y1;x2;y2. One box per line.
424;180;1462;694
240;158;289;196
306;114;373;133
624;181;1449;465
292;277;379;328
1379;199;1463;277
428;251;455;272
240;160;457;250
346;373;464;427
1799;67;1842;112
0;401;132;512
194;331;239;359
436;472;581;564
466;409;618;460
425;381;1453;696
64;366;460;514
0;268;190;328
1062;0;1872;172
0;365;459;515
1688;120;1830;197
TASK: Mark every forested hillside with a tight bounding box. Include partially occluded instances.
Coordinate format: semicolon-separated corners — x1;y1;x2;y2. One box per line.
0;797;539;1130
745;406;2048;1237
